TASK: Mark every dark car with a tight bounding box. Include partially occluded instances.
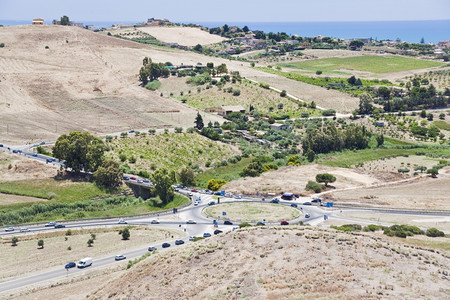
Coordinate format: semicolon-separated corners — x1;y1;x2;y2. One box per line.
0;144;3;147
290;203;298;208
303;202;312;205
280;220;289;225
208;201;215;206
162;242;170;248
256;221;266;226
312;198;322;203
213;229;223;235
175;240;185;245
54;224;66;228
123;175;130;180
65;262;76;269
224;220;233;225
32;153;38;157
148;246;157;252
203;232;211;238
270;198;280;204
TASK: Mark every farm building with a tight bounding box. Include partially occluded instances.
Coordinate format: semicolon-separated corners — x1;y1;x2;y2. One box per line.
218;105;246;117
32;18;44;25
270;123;291;131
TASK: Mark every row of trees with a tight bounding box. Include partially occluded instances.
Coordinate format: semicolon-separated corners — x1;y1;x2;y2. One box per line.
302;125;371;155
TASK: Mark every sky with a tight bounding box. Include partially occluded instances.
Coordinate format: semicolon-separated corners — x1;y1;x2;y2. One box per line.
0;0;449;23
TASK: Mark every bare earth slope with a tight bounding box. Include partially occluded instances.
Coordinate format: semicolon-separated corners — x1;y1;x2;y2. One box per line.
90;227;450;300
0;25;226;143
137;26;225;46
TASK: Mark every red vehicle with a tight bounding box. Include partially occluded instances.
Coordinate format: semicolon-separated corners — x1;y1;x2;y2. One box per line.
130;177;137;180
191;189;198;192
280;220;289;225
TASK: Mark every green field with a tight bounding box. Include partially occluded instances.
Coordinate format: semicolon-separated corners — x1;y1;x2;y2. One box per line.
195;157;252;188
278;55;445;74
0;194;190;226
433;120;450;131
0;179;107;201
107;132;240;173
318;145;450;168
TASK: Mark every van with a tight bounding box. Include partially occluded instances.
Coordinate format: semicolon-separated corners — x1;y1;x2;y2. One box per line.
77;257;92;268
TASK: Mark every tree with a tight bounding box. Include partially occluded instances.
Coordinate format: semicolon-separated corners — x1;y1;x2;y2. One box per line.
195;112;204;129
60;15;70;26
222;24;229;33
280;90;287;97
206;179;227;191
90;233;96;240
53;131;106;173
306;148;315;162
216;63;228;75
427;113;433;121
152;168;175;204
376;134;384;147
420;109;427;118
93;159;123;189
193;44;203;53
287;155;301;166
358;93;373;115
414;165;427;173
241;161;264;177
179;168;195;187
11;236;18;246
87;239;94;247
427;168;438;178
119;228;130;240
349;40;364;49
38;239;44;249
315;173;336;187
347;76;356;85
377;86;391;99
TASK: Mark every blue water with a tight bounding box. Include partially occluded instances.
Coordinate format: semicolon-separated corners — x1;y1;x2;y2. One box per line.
1;19;449;44
197;20;450;44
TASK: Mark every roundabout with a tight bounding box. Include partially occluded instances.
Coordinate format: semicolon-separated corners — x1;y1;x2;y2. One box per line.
203;202;301;223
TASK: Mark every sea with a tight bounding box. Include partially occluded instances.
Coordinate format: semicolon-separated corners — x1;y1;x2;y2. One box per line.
1;19;449;44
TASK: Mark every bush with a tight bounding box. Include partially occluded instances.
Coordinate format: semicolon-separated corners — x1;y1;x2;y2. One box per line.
259;82;270;89
280;90;287;97
239;222;252;228
232;89;241;96
145;80;161;91
426;227;445;237
119;228;130;240
305;180;325;193
0;43;5;48
322;109;336;116
331;224;362;232
363;224;383;232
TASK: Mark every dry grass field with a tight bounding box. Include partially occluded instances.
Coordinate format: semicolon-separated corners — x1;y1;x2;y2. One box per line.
136;26;225;46
80;227;450;300
0;226;184;283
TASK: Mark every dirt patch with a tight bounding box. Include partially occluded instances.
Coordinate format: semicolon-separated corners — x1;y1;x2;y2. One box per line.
329;166;450;210
89;227;450;299
0;151;58;182
222;164;380;196
136;26;225;46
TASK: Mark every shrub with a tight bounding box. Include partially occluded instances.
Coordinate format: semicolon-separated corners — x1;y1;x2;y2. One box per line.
259;82;270;89
305;180;325;193
322;109;336;116
65;229;72;236
119;228;130;240
280;90;287;97
331;224;362;232
11;236;18;246
145;80;161;91
316;70;322;75
363;224;383;232
0;43;5;48
239;222;252;228
232;89;241;96
426;227;445;237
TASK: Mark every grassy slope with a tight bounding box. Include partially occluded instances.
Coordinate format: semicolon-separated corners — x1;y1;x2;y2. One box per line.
195;157;252;188
181;80;322;118
433;120;450;131
106;132;239;172
0;179;107;201
278;55;445;74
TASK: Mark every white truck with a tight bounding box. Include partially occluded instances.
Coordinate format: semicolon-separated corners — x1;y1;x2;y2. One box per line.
77;257;92;268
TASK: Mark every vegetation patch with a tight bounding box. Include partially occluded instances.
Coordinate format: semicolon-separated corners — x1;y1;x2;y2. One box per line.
106;132;239;175
277;55;445;74
433;120;450;131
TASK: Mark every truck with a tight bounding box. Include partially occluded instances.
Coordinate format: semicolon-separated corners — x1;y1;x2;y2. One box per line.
77;257;92;268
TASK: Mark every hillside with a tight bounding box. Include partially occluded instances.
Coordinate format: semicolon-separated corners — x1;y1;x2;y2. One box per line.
136;26;225;46
0;25;229;144
85;227;449;299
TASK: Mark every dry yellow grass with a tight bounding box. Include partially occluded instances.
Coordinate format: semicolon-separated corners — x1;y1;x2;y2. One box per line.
84;227;450;299
136;26;225;46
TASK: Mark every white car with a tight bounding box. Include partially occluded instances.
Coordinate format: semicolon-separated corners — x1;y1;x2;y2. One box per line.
20;228;30;232
115;254;126;261
118;219;127;224
5;227;14;232
186;219;196;224
305;213;310;218
189;236;195;241
150;219;160;224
